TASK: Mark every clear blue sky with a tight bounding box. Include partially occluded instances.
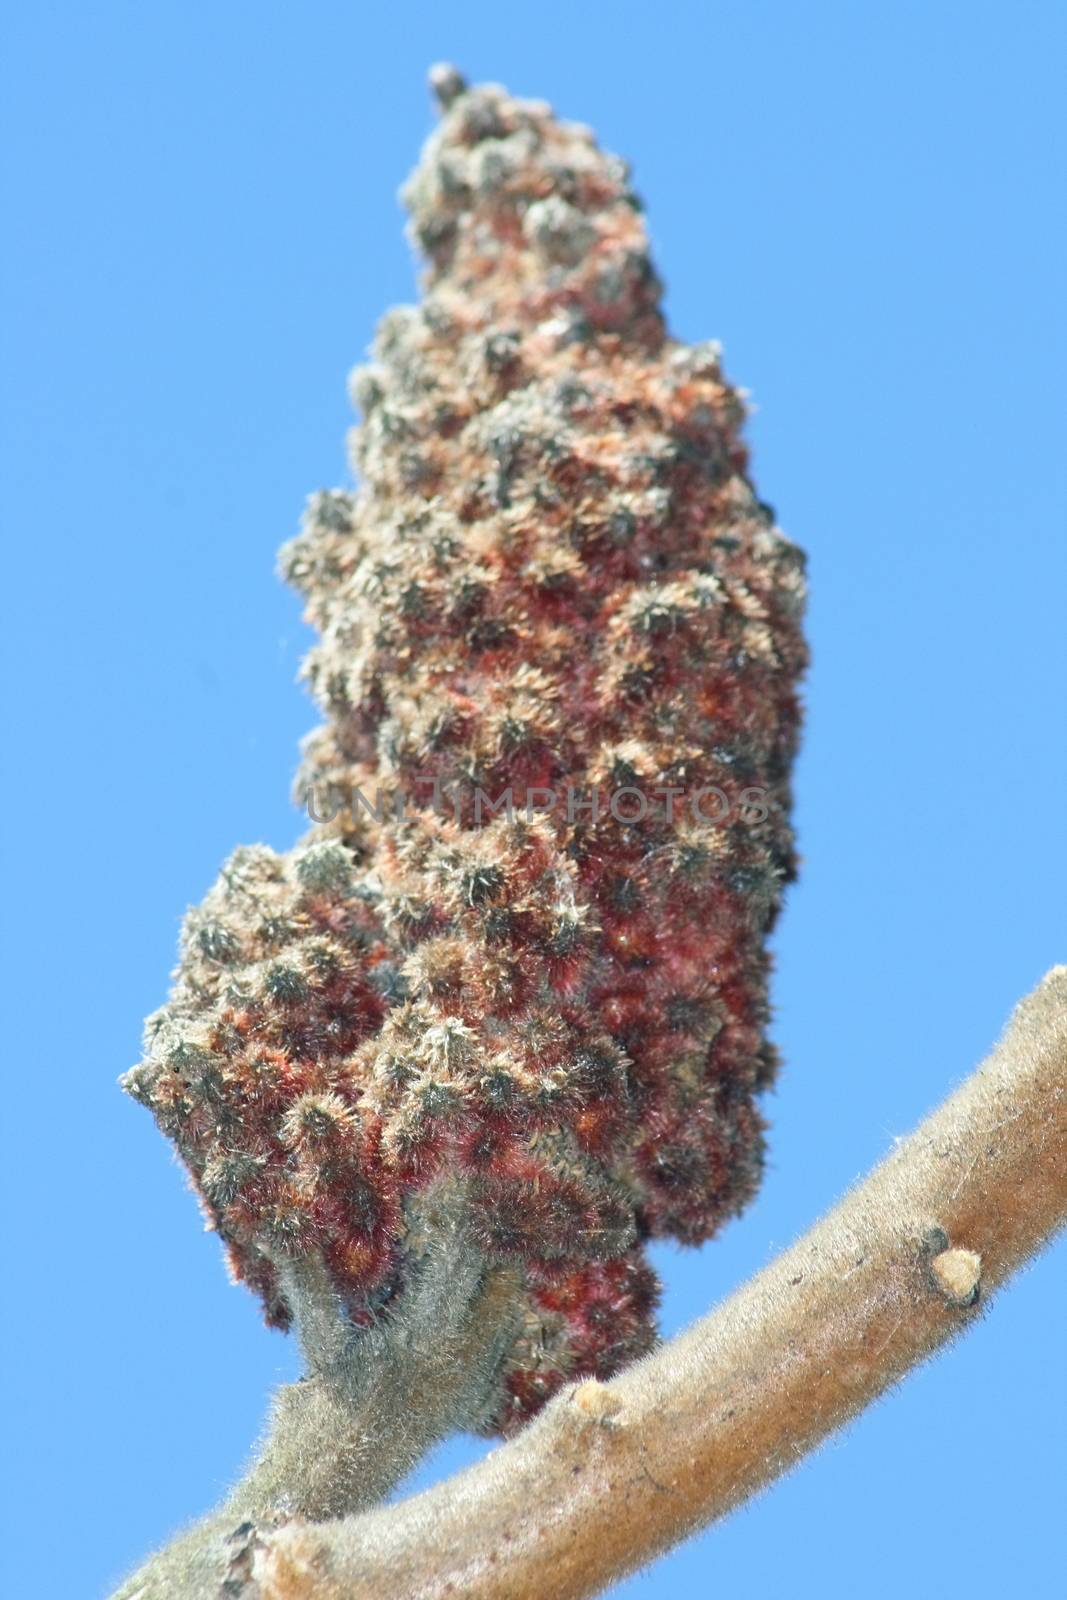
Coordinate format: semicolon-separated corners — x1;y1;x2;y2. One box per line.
3;5;1064;1596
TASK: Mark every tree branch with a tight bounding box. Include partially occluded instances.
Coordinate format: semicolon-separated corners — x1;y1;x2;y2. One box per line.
248;966;1067;1600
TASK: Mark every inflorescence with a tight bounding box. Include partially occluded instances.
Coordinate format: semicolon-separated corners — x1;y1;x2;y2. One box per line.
124;68;806;1435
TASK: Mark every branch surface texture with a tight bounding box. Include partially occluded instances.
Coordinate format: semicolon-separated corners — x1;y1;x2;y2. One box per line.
249;965;1067;1600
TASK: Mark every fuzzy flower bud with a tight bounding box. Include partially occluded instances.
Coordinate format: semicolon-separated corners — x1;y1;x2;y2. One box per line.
126;71;806;1435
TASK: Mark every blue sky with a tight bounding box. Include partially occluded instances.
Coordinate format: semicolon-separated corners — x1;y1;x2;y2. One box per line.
3;4;1064;1596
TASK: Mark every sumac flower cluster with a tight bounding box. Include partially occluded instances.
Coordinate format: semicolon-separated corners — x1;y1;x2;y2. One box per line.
125;72;806;1435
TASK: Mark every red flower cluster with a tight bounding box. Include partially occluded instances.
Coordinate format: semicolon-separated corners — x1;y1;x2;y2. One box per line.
126;71;805;1434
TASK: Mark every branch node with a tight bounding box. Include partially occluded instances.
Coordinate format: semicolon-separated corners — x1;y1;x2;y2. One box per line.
570;1380;625;1428
930;1247;982;1308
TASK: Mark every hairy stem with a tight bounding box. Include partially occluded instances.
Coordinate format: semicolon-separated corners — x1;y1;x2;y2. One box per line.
114;1189;520;1599
249;967;1067;1600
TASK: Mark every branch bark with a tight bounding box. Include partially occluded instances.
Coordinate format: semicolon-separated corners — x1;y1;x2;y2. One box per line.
247;966;1067;1600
